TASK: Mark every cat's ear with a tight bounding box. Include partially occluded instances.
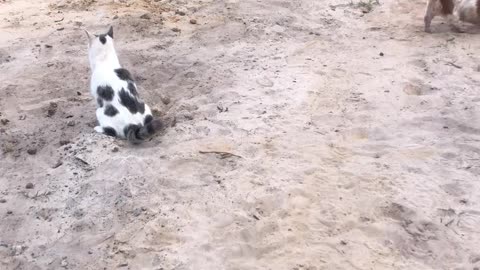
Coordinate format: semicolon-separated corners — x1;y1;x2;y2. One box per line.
84;29;94;44
107;26;113;39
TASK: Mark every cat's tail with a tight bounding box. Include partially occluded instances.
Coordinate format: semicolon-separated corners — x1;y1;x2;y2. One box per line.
126;119;164;144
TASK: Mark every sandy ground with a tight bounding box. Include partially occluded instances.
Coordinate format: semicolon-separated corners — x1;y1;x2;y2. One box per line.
1;0;480;269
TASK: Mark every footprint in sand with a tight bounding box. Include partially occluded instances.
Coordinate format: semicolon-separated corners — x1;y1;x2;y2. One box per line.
403;81;435;96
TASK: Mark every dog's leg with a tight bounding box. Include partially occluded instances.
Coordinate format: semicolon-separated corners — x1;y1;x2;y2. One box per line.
424;0;438;32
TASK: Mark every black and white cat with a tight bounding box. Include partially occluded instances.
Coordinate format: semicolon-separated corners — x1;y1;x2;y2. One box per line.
85;26;162;144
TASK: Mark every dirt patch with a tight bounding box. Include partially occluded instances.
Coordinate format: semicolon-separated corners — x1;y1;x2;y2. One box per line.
1;0;480;269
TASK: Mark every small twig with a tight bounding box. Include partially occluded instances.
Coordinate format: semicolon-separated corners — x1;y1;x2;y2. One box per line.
22;190;53;200
445;62;462;69
74;156;89;166
199;150;243;159
445;219;455;227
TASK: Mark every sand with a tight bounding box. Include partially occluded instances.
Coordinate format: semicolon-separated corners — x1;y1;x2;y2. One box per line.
1;0;480;269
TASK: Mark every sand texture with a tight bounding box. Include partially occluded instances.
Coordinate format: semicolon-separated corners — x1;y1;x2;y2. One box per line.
1;0;480;269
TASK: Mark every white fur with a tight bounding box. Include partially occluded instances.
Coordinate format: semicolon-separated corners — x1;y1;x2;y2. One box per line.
87;28;152;139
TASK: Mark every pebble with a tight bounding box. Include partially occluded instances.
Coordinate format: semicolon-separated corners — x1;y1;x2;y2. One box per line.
0;119;9;125
25;183;34;189
160;95;171;105
46;102;57;117
59;140;70;146
172;27;181;32
189;19;197;24
0;199;6;203
379;52;384;56
45;44;52;48
7;210;13;215
140;13;151;20
112;147;119;153
67;120;75;127
175;10;186;16
12;245;25;255
52;161;63;169
27;149;37;155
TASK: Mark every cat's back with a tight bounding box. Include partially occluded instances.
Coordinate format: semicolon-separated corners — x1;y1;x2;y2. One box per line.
90;65;127;95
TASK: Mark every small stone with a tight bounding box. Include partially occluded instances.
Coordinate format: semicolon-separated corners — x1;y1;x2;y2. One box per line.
59;140;70;146
0;199;6;203
140;13;151;20
6;210;13;215
0;119;9;125
67;120;75;127
76;91;82;96
133;208;142;217
12;245;25;255
45;44;52;48
118;262;128;267
112;147;119;153
57;27;65;31
175;10;186;16
46;102;57;117
113;15;119;19
27;149;37;155
160;95;171;105
19;115;26;120
52;161;63;169
172;27;181;32
74;21;83;26
189;19;197;24
379;52;384;56
25;183;34;189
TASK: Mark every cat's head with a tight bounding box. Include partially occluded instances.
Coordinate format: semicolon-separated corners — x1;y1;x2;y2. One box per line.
85;26;115;69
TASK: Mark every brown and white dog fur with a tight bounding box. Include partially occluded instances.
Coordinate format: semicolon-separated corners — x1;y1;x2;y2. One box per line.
424;0;480;32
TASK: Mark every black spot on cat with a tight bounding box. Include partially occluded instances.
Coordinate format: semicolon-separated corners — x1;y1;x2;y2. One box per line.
98;34;107;44
97;85;114;101
138;102;145;114
115;68;134;82
119;88;138;114
97;98;104;107
103;127;116;137
144;115;153;125
104;105;119;116
127;82;138;96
